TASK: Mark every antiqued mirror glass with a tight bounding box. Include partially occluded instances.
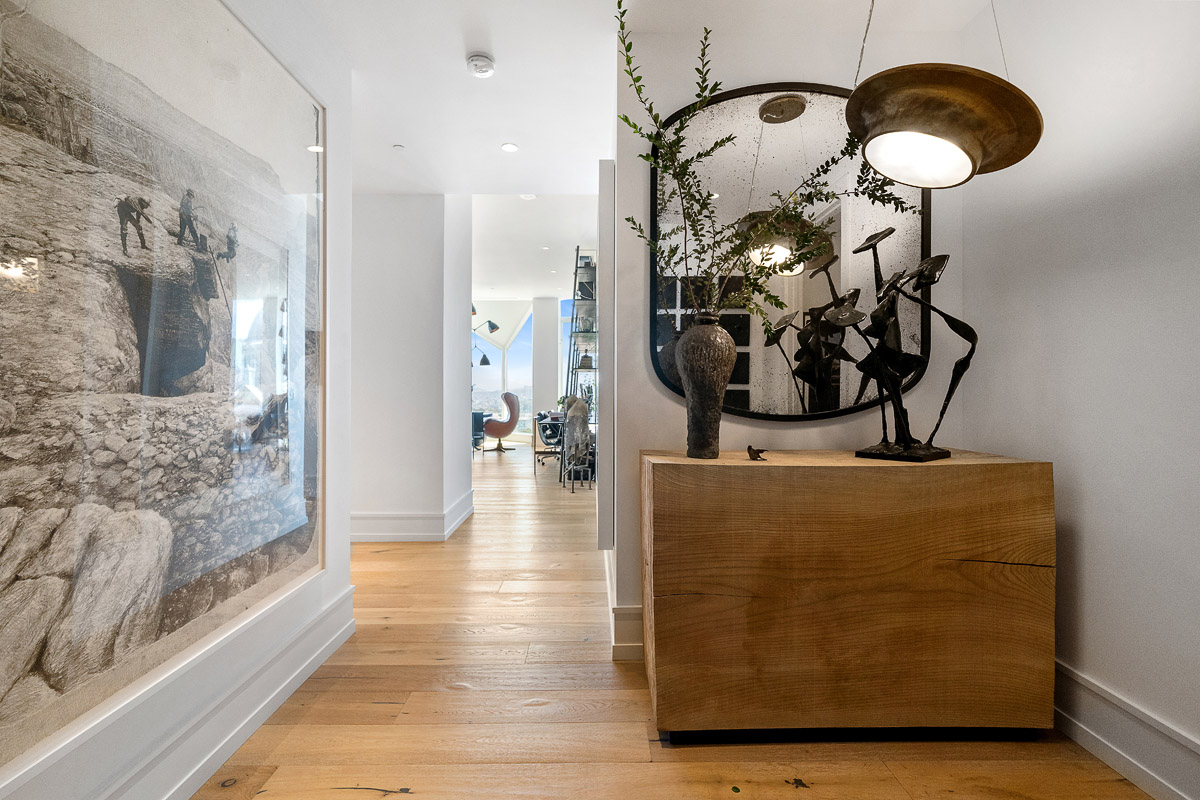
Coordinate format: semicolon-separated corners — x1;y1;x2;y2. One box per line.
650;83;931;421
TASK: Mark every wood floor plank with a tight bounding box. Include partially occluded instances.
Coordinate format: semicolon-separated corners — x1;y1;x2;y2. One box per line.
352;607;608;626
190;765;277;799
437;623;608;642
324;642;530;665
254;722;651;765
396;690;651;725
350;592;610;609
885;759;1151;798
264;691;411;725
498;580;607;594
258;761;914;799
305;662;649;691
526;642;613;663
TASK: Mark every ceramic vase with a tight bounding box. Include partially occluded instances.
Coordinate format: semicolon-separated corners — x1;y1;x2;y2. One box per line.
676;313;736;459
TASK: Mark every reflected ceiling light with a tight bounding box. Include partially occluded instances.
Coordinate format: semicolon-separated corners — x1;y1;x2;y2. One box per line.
307;145;324;153
758;93;807;124
478;353;490;366
738;212;834;276
846;63;1042;189
467;52;496;78
471;303;477;316
500;142;519;153
520;194;537;200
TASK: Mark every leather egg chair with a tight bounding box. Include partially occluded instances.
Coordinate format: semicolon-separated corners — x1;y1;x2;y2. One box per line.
482;391;519;452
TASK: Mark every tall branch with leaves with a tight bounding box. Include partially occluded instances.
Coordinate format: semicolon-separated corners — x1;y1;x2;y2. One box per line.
617;0;918;333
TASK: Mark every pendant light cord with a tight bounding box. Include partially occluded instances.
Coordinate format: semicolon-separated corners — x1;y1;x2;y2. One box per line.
746;118;765;216
990;0;1011;80
853;0;876;86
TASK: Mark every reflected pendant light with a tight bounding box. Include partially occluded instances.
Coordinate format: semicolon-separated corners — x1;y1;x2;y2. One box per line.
577;350;594;370
739;211;835;276
478;353;491;366
844;1;1042;189
740;94;832;275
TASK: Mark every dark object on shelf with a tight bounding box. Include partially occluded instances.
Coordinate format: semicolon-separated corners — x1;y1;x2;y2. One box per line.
481;392;519;453
677;313;737;459
747;446;767;461
849;245;976;461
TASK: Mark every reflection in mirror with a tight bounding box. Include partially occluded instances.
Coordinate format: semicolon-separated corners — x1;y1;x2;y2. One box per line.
651;84;930;421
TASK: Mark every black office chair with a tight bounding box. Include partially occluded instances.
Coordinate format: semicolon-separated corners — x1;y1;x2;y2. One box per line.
533;411;563;474
471;411;490;456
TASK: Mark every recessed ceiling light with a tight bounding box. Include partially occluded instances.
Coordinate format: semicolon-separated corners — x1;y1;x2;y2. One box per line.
541;246;550;251
709;192;719;199
520;194;537;200
500;142;519;153
550;270;557;273
307;145;324;153
392;144;405;150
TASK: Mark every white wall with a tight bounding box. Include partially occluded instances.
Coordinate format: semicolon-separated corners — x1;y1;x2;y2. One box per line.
350;194;474;541
0;1;356;797
610;26;969;631
955;3;1200;797
532;296;561;422
443;196;474;531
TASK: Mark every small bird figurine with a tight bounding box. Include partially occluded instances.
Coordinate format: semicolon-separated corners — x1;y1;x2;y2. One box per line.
747;445;768;461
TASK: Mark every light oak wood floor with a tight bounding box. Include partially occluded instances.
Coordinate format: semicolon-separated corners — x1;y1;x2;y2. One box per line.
194;448;1149;799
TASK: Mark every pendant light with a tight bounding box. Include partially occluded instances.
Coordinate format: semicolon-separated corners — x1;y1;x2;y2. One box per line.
845;1;1042;189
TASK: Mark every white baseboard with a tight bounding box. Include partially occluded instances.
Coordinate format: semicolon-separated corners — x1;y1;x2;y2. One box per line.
0;574;354;800
442;490;474;539
1056;661;1200;800
350;490;473;543
611;604;644;662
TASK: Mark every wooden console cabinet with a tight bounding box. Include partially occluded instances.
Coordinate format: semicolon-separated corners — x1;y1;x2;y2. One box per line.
641;449;1055;732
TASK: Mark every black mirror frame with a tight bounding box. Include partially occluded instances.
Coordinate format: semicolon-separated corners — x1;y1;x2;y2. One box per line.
648;81;933;423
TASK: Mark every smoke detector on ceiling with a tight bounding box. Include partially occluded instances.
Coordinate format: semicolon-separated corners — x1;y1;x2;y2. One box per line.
467;53;496;79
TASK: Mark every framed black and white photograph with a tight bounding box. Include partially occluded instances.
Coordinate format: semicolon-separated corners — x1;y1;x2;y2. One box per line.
0;0;325;759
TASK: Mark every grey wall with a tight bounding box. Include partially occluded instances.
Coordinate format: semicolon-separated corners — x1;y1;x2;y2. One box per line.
955;0;1200;782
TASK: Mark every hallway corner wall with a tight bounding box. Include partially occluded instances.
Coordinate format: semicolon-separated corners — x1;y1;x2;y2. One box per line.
350;194;474;542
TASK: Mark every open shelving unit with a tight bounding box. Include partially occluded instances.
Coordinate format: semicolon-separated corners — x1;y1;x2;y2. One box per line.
563;246;598;424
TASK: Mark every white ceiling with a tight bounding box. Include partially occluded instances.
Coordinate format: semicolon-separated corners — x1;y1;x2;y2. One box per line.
325;0;993;299
332;0;617;195
329;1;994;196
624;0;991;35
472;194;598;302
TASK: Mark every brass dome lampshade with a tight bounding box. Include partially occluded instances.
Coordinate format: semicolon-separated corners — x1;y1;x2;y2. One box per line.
846;63;1043;189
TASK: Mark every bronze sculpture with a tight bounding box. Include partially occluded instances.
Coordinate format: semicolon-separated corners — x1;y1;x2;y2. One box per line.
763;228;976;462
